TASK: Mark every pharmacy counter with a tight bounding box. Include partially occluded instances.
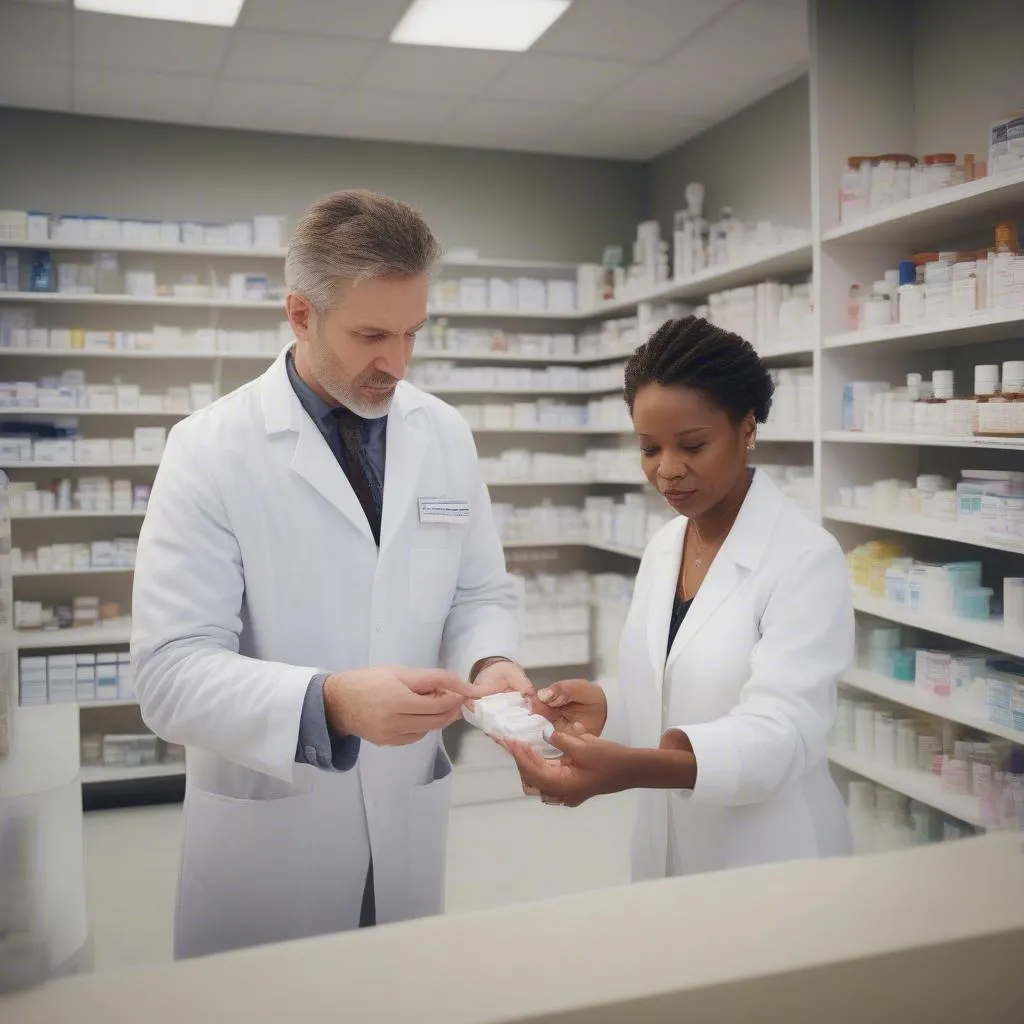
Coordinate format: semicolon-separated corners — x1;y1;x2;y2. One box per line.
3;833;1022;1023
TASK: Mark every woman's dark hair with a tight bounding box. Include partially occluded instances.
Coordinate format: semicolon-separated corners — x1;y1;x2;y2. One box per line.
623;315;774;424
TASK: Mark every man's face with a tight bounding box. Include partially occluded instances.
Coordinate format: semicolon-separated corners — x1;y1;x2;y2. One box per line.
287;273;429;418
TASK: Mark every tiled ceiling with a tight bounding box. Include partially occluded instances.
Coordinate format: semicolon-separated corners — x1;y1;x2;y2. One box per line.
0;0;808;160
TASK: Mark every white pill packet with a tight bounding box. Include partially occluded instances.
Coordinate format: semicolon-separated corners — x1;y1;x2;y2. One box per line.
463;692;562;758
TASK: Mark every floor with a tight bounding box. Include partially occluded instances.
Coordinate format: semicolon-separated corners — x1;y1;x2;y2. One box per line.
83;776;636;972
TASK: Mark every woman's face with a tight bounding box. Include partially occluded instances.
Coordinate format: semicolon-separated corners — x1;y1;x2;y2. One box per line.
631;383;754;518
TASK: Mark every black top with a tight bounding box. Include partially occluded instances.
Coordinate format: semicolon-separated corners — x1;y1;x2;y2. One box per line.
667;594;694;657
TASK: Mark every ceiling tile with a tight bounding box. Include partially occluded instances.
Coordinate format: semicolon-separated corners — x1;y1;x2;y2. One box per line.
0;1;71;65
206;79;330;134
0;58;71;111
557;107;708;160
238;0;410;40
319;89;465;143
664;1;807;80
354;43;512;98
535;0;737;63
221;28;378;87
438;98;582;152
74;68;212;123
74;10;230;75
483;53;639;104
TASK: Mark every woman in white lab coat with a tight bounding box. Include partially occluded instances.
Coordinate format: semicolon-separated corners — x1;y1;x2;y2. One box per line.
506;316;854;878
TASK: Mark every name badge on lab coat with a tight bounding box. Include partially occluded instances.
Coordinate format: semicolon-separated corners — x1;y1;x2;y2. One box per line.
418;498;470;525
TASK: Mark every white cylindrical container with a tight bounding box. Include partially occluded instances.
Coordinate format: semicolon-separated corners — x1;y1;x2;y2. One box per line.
932;369;955;399
974;364;1000;396
1004;577;1024;629
906;372;923;400
854;703;875;756
1002;360;1024;394
874;711;896;765
896;721;918;770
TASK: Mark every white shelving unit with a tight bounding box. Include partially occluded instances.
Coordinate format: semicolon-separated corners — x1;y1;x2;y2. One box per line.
823;432;1024;452
839;667;1023;746
827;745;986;827
808;0;1024;830
852;595;1024;659
824;506;1024;556
80;763;184;784
13;566;135;578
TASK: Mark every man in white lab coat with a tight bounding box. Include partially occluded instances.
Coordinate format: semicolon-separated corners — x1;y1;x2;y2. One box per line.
131;190;526;959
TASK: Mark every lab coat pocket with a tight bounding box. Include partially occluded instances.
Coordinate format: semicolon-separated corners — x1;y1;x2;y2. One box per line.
408;547;460;623
175;786;317;960
404;747;453;919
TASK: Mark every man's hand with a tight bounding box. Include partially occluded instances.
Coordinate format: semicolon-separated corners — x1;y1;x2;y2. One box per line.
503;725;635;807
324;666;472;746
470;657;535;697
530;679;607;737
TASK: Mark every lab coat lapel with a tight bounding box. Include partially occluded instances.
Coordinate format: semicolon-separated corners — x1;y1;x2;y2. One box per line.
665;470;783;673
379;383;429;555
259;351;375;544
646;519;685;679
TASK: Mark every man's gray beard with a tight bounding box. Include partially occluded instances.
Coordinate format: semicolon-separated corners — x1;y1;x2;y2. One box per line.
309;349;395;419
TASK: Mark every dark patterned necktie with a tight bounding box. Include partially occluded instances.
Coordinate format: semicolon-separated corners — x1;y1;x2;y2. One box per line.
332;408;381;546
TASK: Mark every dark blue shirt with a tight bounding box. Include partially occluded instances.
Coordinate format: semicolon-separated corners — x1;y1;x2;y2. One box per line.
287;351;387;773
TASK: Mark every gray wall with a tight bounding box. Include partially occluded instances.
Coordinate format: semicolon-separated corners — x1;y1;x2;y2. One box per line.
0;106;648;263
646;75;811;237
913;0;1024;159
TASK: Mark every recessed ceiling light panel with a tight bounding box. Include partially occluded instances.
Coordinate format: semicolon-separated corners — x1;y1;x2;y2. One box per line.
74;0;245;28
391;0;571;52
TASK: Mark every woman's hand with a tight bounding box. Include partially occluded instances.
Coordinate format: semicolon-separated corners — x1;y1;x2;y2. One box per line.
530;679;608;737
503;724;633;807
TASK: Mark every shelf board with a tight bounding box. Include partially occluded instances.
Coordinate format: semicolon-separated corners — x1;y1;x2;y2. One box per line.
519;654;591;671
839;667;1023;745
822;168;1024;245
824;505;1024;556
484;477;645;488
580;241;813;318
502;538;587;550
823;307;1024;352
0;348;278;360
827;745;985;827
823;431;1024;451
78;697;139;709
422;384;623;398
429;307;578;320
0;459;161;470
588;539;644;559
12;510;147;521
470;425;632;435
0;407;188;418
0;240;577;272
0;291;283;310
756;430;815;443
2;239;287;258
14;565;135;578
15;623;132;649
81;762;184;784
852;594;1024;659
413;346;636;365
757;340;816;362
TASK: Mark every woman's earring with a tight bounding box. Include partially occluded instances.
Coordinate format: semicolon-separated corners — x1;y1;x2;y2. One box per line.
746;439;755;451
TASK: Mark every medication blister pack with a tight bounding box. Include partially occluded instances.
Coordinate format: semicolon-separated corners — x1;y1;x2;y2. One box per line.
463;692;561;758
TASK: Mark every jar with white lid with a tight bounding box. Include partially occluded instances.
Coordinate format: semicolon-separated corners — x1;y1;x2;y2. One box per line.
864;281;894;327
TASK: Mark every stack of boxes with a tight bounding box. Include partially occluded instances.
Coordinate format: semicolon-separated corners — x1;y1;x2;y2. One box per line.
19;650;133;705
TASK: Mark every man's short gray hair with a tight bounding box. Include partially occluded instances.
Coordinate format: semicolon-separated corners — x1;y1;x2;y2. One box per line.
285;189;442;311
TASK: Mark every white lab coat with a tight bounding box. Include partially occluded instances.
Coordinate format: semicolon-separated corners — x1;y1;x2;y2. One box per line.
617;469;853;880
131;351;519;959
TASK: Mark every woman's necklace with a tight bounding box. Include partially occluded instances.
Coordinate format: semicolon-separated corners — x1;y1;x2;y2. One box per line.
690;519;708;568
